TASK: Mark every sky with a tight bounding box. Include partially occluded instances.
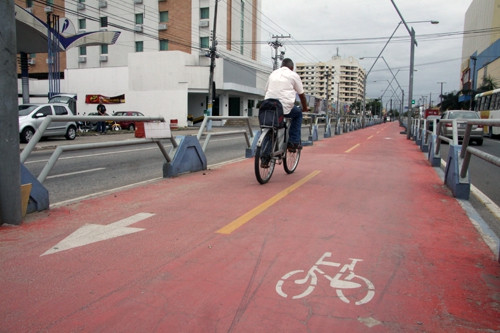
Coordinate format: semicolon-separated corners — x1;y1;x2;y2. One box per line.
258;0;474;107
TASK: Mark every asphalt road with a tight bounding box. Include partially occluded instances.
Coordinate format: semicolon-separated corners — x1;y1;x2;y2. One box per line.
438;137;500;207
23;133;251;205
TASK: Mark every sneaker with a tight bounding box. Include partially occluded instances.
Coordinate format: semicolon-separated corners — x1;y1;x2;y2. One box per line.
261;157;270;168
287;142;302;152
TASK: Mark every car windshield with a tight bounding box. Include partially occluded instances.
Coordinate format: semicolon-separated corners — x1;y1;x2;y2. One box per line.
19;105;38;116
449;112;478;119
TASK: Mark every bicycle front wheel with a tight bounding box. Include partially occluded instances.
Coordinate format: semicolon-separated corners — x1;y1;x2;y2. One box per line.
254;130;275;184
283;145;301;174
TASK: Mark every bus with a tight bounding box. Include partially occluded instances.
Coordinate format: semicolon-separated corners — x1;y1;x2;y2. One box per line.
474;88;500;136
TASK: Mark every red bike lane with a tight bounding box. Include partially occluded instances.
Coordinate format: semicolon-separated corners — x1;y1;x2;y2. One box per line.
1;122;499;332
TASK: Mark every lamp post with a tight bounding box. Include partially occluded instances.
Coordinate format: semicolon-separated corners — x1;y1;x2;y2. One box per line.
360;17;438;131
389;1;438;138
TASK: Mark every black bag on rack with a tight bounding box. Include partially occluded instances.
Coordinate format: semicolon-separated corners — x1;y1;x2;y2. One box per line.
258;99;284;128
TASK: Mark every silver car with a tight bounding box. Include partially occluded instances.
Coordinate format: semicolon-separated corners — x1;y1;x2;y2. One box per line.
440;110;483;145
19;103;77;143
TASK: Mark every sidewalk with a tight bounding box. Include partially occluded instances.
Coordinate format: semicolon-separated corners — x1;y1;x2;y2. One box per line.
3;121;499;332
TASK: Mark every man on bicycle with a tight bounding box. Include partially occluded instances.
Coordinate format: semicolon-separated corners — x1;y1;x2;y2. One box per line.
264;58;309;151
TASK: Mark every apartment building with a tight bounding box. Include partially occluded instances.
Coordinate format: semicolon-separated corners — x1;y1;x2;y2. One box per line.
296;56;366;113
16;0;269;126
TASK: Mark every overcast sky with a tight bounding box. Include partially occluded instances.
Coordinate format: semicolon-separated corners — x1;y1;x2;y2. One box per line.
259;0;474;107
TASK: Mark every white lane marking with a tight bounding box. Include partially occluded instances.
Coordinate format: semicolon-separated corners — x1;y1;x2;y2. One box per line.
46;167;105;179
41;212;155;256
25;147;158;164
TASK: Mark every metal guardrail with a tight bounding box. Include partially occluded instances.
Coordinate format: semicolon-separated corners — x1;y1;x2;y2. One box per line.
20;115;178;184
411;117;500;198
459;120;500;178
20;115;166;163
196;116;255;152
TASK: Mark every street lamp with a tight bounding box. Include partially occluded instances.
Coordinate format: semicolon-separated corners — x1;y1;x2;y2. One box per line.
390;0;439;138
361;56;406;117
360;18;438;129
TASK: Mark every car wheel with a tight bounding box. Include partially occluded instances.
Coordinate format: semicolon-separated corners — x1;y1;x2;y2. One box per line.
65;126;77;140
476;139;483;146
129;124;135;131
21;127;35;143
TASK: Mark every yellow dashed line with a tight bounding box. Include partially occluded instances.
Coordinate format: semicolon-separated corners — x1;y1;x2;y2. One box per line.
216;170;321;235
345;143;360;153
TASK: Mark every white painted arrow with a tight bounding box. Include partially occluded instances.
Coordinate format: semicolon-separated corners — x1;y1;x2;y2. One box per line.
42;212;155;256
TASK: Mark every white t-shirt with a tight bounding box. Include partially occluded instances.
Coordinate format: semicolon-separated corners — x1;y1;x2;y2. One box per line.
264;67;304;114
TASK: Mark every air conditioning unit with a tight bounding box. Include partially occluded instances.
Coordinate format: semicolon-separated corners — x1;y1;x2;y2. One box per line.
99;0;107;8
77;3;85;10
25;7;33;13
199;20;209;28
158;23;167;31
28;58;36;65
78;56;87;63
134;0;143;4
134;24;143;32
78;29;86;34
99;55;108;62
44;6;53;13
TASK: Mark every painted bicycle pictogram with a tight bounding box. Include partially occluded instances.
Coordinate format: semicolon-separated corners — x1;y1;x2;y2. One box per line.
275;252;375;305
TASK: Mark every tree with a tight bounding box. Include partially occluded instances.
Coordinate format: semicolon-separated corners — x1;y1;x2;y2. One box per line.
440;91;467;111
476;75;498;93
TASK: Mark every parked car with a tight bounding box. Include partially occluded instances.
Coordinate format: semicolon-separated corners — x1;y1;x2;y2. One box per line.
440;110;483;145
113;111;144;131
18;103;77;143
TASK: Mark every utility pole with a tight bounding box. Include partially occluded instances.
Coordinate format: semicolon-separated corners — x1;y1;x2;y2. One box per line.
437;81;446;108
206;0;220;131
269;34;290;70
0;0;22;225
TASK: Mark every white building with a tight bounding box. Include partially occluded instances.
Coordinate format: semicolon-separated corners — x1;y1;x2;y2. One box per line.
460;0;500;96
18;0;270;126
296;56;366;114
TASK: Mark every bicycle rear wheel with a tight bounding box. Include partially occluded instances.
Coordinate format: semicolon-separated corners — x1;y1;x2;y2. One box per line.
254;130;275;184
283;145;301;174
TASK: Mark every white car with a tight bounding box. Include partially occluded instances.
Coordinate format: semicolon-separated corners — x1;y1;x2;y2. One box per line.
19;103;77;143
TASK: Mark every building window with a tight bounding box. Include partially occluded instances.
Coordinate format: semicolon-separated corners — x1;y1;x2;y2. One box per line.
78;18;86;30
200;7;209;19
78;0;85;2
101;45;108;54
135;41;143;52
79;46;87;56
135;13;144;25
46;0;53;5
200;37;209;49
159;11;168;22
26;0;33;7
160;39;169;51
100;16;108;28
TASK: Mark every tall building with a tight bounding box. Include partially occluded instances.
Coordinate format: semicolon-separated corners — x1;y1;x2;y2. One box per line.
16;0;269;126
460;0;500;99
296;56;366;114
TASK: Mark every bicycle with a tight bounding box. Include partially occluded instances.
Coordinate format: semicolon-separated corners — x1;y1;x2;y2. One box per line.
254;100;301;184
275;252;375;305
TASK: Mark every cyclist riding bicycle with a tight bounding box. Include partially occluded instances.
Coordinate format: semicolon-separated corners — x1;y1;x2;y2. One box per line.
264;58;309;151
